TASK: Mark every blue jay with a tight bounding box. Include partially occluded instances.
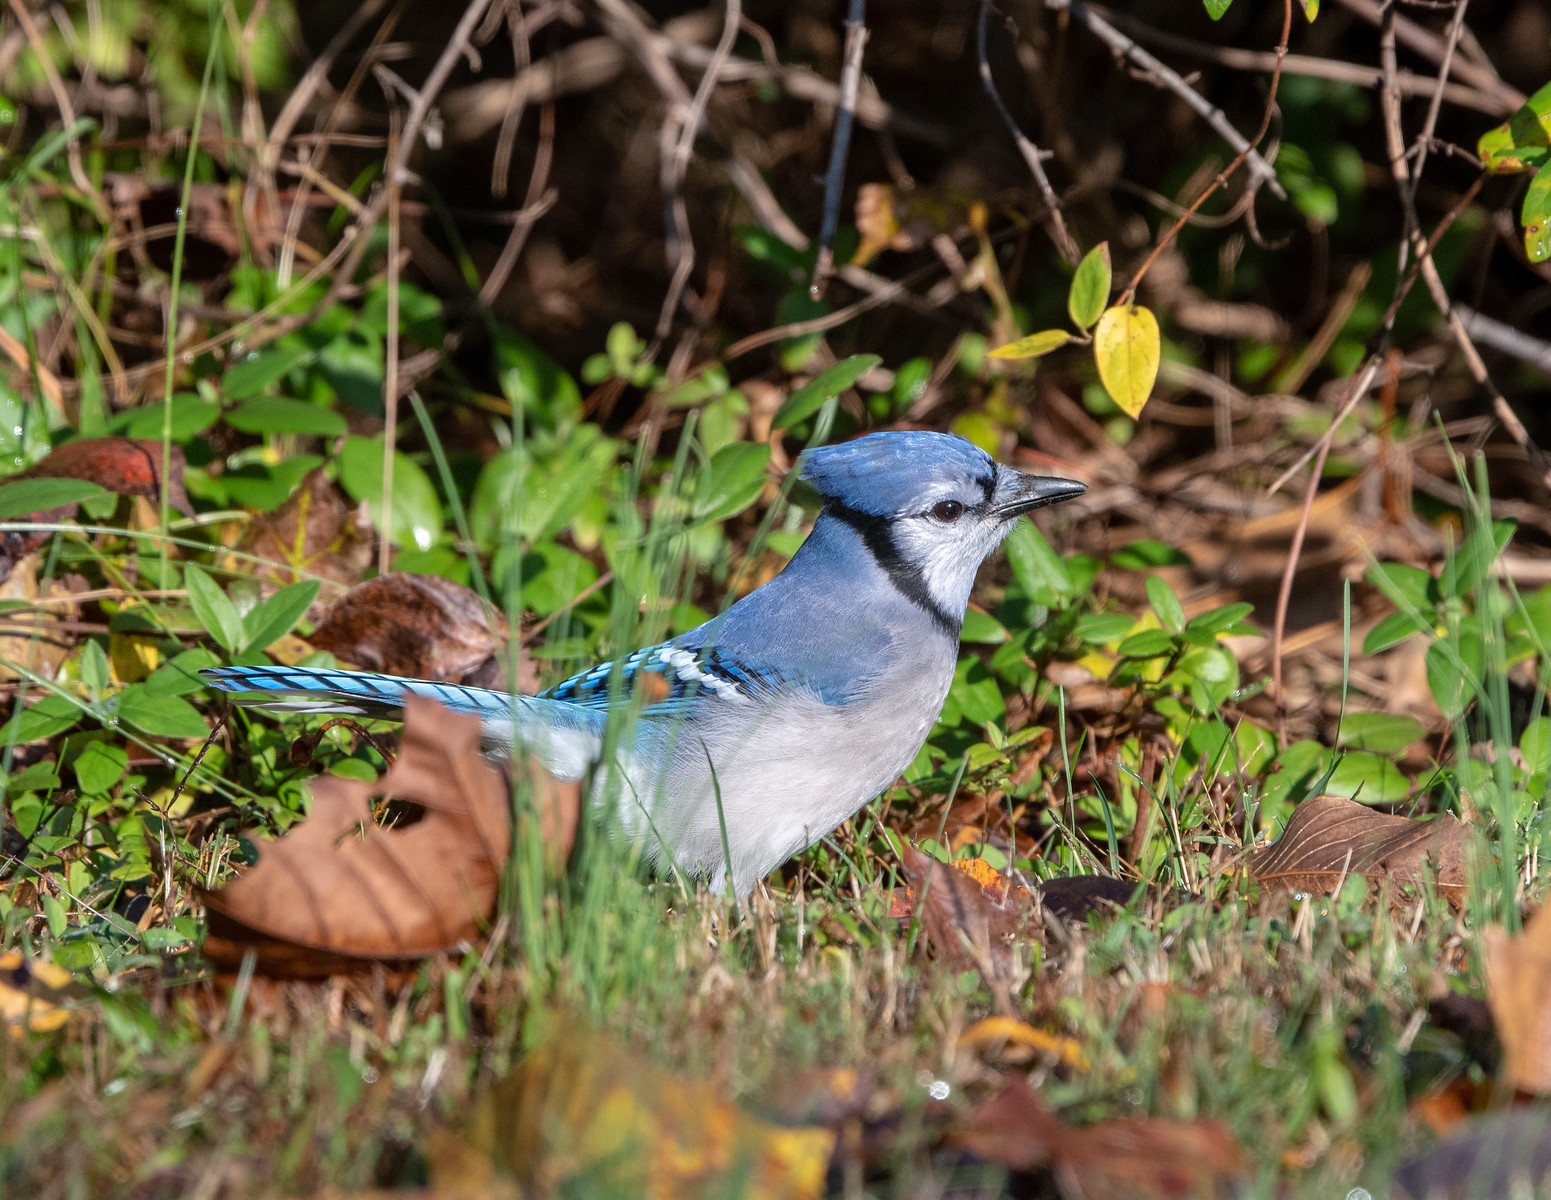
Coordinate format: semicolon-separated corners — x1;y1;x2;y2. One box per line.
202;431;1085;894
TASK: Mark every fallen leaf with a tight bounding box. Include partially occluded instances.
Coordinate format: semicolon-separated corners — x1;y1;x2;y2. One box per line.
235;467;373;600
958;1016;1089;1071
951;1080;1245;1199
443;1023;834;1200
898;848;1029;1004
201;696;578;974
1248;795;1467;901
1392;1109;1551;1200
0;952;78;1036
307;573;515;688
14;437;194;518
1483;902;1551;1094
1037;875;1147;922
0;560;85;681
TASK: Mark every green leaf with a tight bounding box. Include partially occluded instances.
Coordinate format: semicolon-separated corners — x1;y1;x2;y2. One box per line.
694;442;771;523
960;607;1009;644
1203;0;1233;18
1145;575;1185;633
1111;540;1190;569
145;647;223;696
1325;751;1409;805
1362;611;1428;655
3;693;83;744
1523;162;1551;263
116;687;210;740
183;564;245;654
1117;629;1176;658
79;640;110;700
225;396;348;437
1075;612;1136;644
1439;520;1515;597
338;436;444;553
1300;0;1318;20
1004;519;1072;605
218;455;325;511
73;741;128;794
1337;713;1425;753
1093;305;1160;418
0;477;109;520
771;355;882;430
1364;562;1434;611
242;581;320;654
3;762;60;796
222;342;314;400
1183;602;1256;636
493;328;583;432
987;330;1071;361
107;394;220;440
1067;242;1112;331
1521;717;1551;775
1426;633;1485;718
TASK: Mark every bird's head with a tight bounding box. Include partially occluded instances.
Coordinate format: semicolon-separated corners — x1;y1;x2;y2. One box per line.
798;431;1086;631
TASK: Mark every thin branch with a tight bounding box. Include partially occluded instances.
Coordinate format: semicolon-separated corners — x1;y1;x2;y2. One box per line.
380;112;402;575
1331;0;1524;113
1111;0;1292;303
1095;6;1514;117
1051;0;1285;202
976;1;1078;264
811;0;868;297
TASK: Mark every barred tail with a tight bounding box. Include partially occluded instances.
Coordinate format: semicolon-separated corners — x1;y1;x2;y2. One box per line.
200;665;509;721
198;665;604;782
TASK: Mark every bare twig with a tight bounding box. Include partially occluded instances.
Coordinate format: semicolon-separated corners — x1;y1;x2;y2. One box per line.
1050;0;1285;203
6;0;110;221
976;1;1077;264
1096;6;1515;118
811;0;869;297
380;112;402;575
1331;0;1524;113
1455;306;1551;378
1377;1;1551;489
1115;0;1292;303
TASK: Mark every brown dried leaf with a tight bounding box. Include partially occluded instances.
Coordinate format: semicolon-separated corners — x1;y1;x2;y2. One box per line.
1483;903;1551;1094
0;561;84;681
1248;795;1467;901
899;847;1029;1003
202;697;578;974
308;573;516;687
952;1081;1245;1200
446;1023;835;1200
235;468;373;599
15;437;194;518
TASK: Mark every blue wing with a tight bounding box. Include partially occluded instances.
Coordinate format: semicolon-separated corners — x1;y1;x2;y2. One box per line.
539;642;792;715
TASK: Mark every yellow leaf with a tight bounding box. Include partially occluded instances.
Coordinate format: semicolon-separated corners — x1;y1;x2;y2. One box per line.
988;329;1071;360
958;1016;1090;1071
1093;305;1160;418
455;1025;836;1200
0;952;75;1037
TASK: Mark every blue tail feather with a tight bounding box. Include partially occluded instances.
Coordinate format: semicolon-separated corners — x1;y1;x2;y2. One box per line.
199;665;513;721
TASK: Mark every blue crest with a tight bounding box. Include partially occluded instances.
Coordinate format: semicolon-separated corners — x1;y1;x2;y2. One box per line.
798;431;996;516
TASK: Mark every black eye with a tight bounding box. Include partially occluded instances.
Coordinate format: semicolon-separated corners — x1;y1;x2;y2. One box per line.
932;500;964;522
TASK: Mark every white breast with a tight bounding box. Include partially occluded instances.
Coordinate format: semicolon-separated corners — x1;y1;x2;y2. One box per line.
604;640;958;894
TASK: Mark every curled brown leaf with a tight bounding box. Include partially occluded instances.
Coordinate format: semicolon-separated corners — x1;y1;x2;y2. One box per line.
307;572;518;688
1249;795;1467;902
202;696;579;975
1483;902;1551;1095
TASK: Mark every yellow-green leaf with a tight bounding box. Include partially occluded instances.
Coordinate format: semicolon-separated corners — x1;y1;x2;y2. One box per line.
1093;305;1160;418
988;329;1071;360
1524;162;1551;263
1067;242;1111;332
1301;0;1318;20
